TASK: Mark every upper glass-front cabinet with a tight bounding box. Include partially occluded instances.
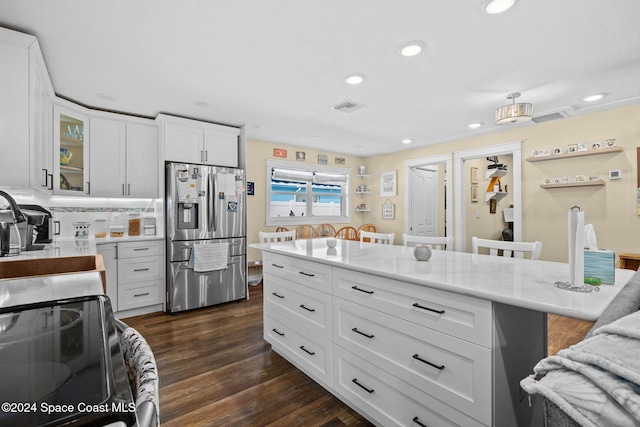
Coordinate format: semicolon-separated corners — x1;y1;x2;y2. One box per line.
53;103;90;195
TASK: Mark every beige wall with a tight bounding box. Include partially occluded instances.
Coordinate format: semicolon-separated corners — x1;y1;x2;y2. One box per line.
248;103;640;264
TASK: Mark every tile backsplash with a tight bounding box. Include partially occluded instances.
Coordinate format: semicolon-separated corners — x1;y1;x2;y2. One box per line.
6;194;164;239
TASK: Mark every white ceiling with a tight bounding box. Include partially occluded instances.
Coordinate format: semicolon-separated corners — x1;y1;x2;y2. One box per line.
2;0;640;156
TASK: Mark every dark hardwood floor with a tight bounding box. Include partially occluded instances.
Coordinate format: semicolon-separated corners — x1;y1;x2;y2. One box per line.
122;283;592;426
122;284;373;426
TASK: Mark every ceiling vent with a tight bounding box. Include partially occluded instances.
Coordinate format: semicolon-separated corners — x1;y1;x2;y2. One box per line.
330;100;365;113
532;107;574;124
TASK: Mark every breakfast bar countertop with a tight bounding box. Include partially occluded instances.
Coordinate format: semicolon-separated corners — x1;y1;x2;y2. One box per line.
251;238;635;321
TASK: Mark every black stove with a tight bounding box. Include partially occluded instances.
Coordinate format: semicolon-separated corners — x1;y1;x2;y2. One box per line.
0;295;136;426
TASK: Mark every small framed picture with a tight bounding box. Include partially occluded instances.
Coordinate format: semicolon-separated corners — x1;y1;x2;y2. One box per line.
567;144;578;153
553;147;563;155
274;148;287;158
317;154;328;165
489;198;497;214
470;167;478;184
335;157;345;165
471;185;478;203
606;138;616;147
578;143;588;152
592;142;602;150
296;151;306;161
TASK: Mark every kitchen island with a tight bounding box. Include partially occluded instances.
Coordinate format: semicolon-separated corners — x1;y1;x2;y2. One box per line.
252;238;633;427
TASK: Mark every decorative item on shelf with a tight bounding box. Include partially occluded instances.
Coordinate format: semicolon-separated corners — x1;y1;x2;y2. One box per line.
606;138;616;147
553;147;563;155
567;144;578;153
592;142;602;150
73;221;90;239
355;203;368;212
495;92;533;125
60;174;70;190
382;199;395;220
60;147;72;166
578;143;588;152
359;165;366;175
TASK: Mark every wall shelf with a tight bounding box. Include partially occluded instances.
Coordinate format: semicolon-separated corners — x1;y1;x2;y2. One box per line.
355;190;370;194
526;146;623;163
355;174;370;179
486;168;507;179
540;181;606;189
485;191;508;202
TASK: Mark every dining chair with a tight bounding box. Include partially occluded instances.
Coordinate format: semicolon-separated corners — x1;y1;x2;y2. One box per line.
471;236;542;260
259;230;296;243
359;231;395;245
275;226;289;232
335;226;359;241
402;234;453;251
116;319;159;427
295;224;318;239
316;223;336;237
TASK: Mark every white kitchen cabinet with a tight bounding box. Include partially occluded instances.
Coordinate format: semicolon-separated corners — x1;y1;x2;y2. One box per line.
97;239;164;314
97;242;118;307
90;114;158;198
0;27;54;191
159;114;239;167
53;100;90;195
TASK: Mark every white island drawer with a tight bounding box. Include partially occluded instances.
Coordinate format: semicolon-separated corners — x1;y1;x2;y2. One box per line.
263;252;332;293
264;273;332;339
334;298;491;425
265;310;332;388
333;346;486;427
333;267;492;347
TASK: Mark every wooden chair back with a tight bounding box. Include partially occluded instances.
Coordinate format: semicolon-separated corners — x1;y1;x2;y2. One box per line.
359;231;395;245
295;224;318;239
316;223;336;237
275;226;289;232
402;234;453;251
259;230;296;243
471;236;542;260
335;226;359;241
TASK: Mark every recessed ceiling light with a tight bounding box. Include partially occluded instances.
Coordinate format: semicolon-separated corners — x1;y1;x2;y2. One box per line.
345;74;365;85
583;94;605;102
400;42;423;57
402;139;412;145
468;122;483;129
485;0;515;14
97;93;118;102
195;101;210;108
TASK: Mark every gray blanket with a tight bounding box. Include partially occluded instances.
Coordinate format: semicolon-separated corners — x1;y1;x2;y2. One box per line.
521;310;640;427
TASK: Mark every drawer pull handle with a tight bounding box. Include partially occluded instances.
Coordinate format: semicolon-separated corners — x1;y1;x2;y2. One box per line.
412;302;445;315
352;328;374;339
299;345;315;356
133;247;150;251
412;416;428;427
352;378;374;394
272;292;285;299
271;263;284;268
272;328;285;336
351;286;374;295
413;354;445;371
299;271;315;277
134;268;150;272
134;292;150;297
300;304;315;312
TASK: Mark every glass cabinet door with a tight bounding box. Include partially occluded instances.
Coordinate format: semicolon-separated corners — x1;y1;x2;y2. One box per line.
54;104;89;194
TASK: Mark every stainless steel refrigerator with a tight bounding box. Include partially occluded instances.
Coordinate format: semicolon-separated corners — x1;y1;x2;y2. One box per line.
166;162;246;313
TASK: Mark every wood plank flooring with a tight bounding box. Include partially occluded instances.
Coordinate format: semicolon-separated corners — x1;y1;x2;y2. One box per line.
122;284;373;426
122;283;592;426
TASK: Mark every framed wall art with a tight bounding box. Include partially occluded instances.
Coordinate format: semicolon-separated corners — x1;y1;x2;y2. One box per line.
470;166;478;184
274;148;287;158
380;170;397;197
471;184;478;203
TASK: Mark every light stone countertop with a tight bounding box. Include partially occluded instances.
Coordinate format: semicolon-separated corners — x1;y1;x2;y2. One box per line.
251;238;635;321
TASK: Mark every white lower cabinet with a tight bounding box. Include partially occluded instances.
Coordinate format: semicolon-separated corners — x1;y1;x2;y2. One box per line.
333;346;485;427
262;253;542;426
97;239;164;314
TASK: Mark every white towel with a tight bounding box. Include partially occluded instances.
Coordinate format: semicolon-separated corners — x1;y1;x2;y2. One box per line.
189;243;229;272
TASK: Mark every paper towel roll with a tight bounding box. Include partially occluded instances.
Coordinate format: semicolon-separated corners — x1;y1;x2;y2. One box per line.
568;206;584;286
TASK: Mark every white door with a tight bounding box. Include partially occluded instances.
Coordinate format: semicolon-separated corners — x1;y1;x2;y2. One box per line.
410;167;438;237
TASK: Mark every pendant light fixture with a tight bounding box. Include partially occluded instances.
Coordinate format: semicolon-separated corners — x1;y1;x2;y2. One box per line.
495;92;533;125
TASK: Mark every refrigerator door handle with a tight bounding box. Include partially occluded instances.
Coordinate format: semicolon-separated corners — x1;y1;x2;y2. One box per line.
208;172;216;232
